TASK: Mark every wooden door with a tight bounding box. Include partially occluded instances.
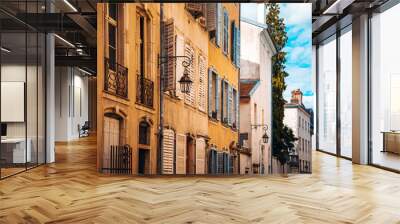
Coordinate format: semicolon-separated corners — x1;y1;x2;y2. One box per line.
103;116;120;169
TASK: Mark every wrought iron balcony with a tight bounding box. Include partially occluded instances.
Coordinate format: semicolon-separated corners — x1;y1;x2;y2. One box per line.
136;74;154;108
104;58;128;99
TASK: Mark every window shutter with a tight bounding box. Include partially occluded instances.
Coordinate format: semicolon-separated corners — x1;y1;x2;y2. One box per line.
175;35;185;99
208;69;213;117
228;84;233;126
185;3;203;16
231;22;236;63
223;11;228;54
216;3;222;47
220;79;224;121
198;55;206;112
162;129;175;174
195;138;206;174
235;88;239;129
216;75;221;120
184;44;195;106
236;26;240;67
164;19;175;91
206;3;217;32
176;134;187;174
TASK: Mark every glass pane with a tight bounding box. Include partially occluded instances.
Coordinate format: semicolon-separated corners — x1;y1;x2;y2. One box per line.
340;29;352;158
27;31;38;168
371;4;400;171
317;36;337;154
1;31;27;178
38;33;45;165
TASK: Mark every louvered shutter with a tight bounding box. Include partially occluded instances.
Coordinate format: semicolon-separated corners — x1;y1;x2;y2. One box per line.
236;27;240;67
198;55;206;112
184;44;195;106
228;84;233;126
162;129;175;174
220;79;224;121
164;19;175;91
216;75;221;120
176;134;187;174
186;3;203;15
208;69;213;117
235;88;239;129
223;11;228;54
216;3;222;47
175;35;185;99
195;138;206;174
231;22;236;63
206;3;217;32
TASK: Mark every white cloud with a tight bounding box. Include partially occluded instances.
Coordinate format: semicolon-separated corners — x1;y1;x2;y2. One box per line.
280;3;311;26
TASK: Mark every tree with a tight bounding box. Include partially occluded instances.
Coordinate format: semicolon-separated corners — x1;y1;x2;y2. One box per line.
265;3;290;171
278;125;298;173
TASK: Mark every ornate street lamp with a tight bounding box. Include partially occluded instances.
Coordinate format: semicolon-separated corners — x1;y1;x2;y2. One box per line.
178;66;193;94
251;124;269;144
158;55;193;94
262;131;269;144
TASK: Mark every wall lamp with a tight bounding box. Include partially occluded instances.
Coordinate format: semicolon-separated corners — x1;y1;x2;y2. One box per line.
158;55;193;94
251;124;269;144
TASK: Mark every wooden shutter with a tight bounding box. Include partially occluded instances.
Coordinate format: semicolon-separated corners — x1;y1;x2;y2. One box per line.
236;26;240;67
198;55;206;112
216;75;220;120
223;11;229;55
231;22;236;63
228;84;233;126
185;3;203;17
164;19;175;91
216;3;222;47
235;88;239;129
195;138;206;174
208;69;213;117
176;134;187;174
206;3;217;32
220;79;224;121
184;44;195;106
162;129;175;174
175;35;185;99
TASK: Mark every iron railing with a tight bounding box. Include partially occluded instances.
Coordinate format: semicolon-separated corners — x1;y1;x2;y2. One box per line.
136;74;154;108
104;58;128;99
102;145;132;174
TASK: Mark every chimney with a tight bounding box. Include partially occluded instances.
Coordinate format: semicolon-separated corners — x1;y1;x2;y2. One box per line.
290;89;303;105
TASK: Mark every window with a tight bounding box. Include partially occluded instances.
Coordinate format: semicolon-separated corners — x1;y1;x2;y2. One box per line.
139;122;150;145
318;36;337;155
208;70;220;120
230;21;240;67
109;4;117;20
108;23;117;70
107;4;124;70
139;16;145;76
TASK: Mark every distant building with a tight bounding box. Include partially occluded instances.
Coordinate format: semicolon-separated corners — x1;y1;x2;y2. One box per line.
284;89;313;173
239;13;276;175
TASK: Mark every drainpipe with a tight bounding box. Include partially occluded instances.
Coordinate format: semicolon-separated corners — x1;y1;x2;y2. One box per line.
158;3;164;175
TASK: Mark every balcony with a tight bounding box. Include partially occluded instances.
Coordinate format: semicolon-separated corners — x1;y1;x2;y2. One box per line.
104;58;128;99
136;74;154;108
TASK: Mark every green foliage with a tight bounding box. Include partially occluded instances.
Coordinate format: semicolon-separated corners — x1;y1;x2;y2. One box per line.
265;3;295;167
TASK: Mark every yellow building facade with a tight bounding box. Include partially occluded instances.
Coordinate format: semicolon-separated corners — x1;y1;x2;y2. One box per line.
97;3;160;175
207;3;240;174
160;4;210;175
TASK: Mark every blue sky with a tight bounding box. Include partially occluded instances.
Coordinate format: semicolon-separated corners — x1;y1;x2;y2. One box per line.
279;4;313;109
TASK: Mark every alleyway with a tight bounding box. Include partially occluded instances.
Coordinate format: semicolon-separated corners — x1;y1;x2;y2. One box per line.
0;137;399;223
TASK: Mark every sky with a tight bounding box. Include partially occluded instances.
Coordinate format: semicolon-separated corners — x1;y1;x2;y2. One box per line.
279;3;313;109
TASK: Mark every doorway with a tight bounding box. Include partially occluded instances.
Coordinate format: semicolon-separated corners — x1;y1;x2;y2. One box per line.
186;136;195;174
138;149;149;175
